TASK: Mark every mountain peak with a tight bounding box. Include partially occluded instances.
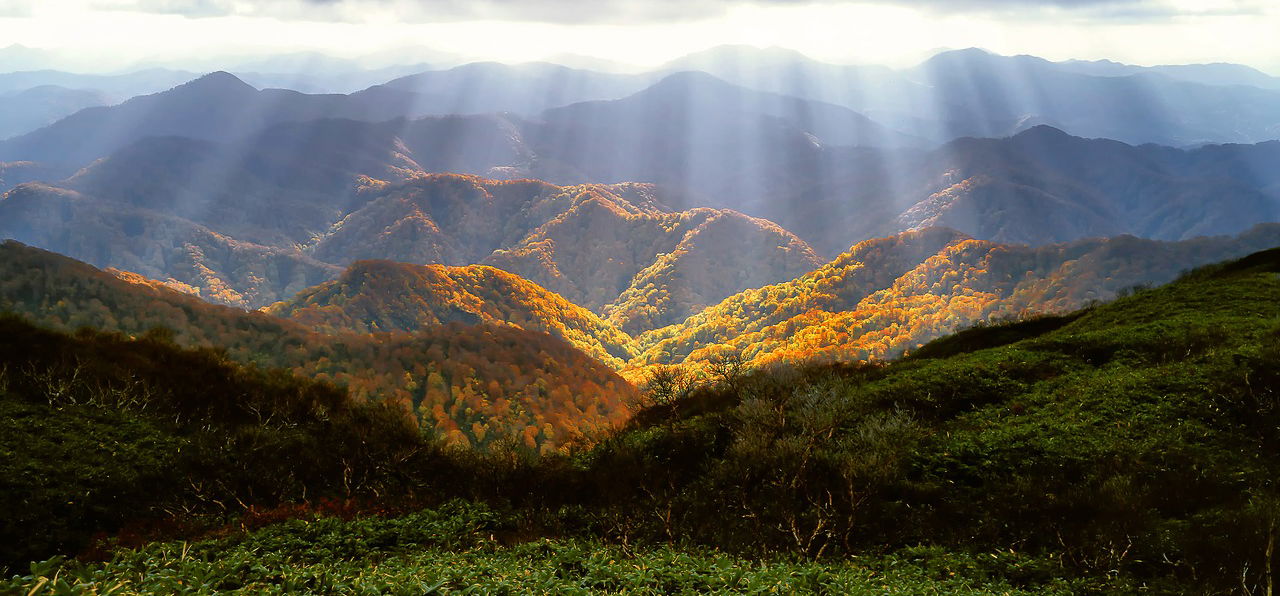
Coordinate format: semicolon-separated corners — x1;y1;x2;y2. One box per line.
176;71;256;93
1012;124;1074;142
646;70;735;93
931;47;995;60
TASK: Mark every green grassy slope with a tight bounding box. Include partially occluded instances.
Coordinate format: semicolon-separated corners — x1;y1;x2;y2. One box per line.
590;246;1280;590
1;503;1128;594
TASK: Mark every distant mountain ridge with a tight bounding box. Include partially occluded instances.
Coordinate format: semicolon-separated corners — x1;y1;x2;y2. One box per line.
2;62;1276;258
0;85;112;140
308;174;824;333
378;61;656;115
767;125;1280;254
0;72;438;166
673;45;1280;146
1;168;822;336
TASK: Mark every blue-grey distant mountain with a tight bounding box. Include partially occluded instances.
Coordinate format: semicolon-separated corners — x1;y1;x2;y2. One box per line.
377;61;655;115
0;44;63;72
1057;58;1280;90
902;49;1280;145
0;68;197;97
0;65;653;168
0;72;435;167
660;45;928;121
524;71;918;211
667;45;1280;146
0;68;200;142
768;125;1280;254
0;68;917;201
0;85;111;140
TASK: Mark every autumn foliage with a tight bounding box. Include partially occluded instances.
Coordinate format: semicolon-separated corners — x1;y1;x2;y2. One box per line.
0;241;636;451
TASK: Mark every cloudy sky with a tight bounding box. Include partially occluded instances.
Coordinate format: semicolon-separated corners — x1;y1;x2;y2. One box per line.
1;0;1277;73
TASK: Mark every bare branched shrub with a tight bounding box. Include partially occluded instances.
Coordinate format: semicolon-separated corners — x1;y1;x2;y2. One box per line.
28;361;86;406
706;352;747;391
640;365;696;408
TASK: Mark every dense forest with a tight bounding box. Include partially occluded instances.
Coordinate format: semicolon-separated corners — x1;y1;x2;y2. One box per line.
8;221;1280;452
2;245;1279;593
266;259;638;368
636;223;1280;371
0;241;636;450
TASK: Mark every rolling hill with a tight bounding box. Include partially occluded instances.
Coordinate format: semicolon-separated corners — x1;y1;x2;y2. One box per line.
7;243;1279;592
0;240;637;450
636;223;1280;369
266;260;638;368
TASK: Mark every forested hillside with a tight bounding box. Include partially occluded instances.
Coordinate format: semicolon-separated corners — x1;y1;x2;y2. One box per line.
638;223;1280;369
267;260;638;368
0;241;636;450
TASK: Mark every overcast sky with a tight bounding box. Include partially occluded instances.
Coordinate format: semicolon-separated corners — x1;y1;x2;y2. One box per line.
1;0;1277;73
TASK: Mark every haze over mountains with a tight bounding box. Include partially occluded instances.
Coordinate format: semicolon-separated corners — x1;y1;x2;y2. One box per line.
1;44;1279;400
674;45;1280;146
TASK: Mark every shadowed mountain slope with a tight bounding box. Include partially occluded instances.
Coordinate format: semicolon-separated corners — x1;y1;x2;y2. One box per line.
771;126;1280;254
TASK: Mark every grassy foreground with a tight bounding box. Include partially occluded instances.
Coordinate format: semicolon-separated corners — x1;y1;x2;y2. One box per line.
3;503;1128;595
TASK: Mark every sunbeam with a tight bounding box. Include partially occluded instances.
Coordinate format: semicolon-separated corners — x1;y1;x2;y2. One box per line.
1;2;1280;592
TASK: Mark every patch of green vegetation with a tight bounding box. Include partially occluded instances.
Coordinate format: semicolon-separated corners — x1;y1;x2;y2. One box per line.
907;312;1085;360
3;503;1128;595
0;315;429;572
0;396;180;568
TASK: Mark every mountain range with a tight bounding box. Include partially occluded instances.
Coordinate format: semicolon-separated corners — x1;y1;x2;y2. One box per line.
4;78;1275;265
0;47;1278;447
674;45;1280;146
0;167;821;335
769;125;1280;254
3;46;1278;149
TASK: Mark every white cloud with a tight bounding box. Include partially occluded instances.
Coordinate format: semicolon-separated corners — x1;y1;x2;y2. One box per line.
0;0;1276;74
54;0;1271;24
